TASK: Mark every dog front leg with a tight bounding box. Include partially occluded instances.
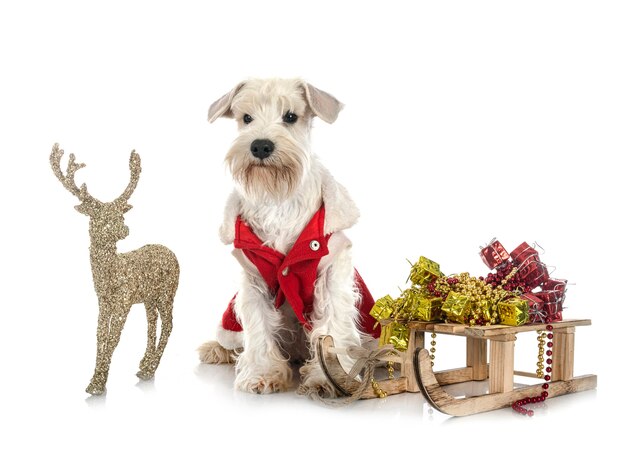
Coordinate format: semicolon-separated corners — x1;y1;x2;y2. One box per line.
298;249;362;398
234;274;292;394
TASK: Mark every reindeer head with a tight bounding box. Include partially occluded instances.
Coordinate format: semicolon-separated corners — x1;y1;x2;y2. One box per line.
50;144;141;245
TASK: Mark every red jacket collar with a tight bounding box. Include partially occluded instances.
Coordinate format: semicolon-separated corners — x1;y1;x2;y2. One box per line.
233;206;330;329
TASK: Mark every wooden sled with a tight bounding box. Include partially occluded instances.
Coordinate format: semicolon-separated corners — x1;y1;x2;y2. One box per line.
318;319;597;415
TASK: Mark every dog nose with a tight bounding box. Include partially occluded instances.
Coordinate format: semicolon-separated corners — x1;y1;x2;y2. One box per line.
250;139;275;160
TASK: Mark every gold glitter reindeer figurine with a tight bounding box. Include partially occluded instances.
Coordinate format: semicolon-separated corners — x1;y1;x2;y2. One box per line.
50;144;180;395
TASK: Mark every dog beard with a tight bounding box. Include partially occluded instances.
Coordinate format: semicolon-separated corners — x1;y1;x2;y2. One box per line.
226;142;306;200
240;162;300;198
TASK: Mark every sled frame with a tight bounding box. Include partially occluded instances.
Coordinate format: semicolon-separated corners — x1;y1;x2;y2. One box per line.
318;319;597;415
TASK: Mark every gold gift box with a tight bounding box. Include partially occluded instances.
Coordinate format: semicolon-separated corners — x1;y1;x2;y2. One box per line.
370;294;396;321
442;291;471;323
380;322;409;351
409;256;444;286
497;298;529;326
413;295;443;322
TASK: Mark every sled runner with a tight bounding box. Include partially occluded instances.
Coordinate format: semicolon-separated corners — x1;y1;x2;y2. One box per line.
318;319;597;415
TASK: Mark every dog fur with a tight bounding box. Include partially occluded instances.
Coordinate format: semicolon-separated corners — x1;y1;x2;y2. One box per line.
198;78;371;397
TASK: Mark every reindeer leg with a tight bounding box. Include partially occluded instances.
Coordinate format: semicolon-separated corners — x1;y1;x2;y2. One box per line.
86;304;112;395
137;301;158;380
93;304;130;390
139;296;173;379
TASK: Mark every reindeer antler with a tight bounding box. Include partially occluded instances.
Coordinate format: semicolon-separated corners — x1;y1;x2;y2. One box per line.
50;143;94;202
115;151;142;204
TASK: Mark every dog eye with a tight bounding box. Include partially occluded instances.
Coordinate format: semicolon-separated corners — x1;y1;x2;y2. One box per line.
243;114;253;124
282;112;298;124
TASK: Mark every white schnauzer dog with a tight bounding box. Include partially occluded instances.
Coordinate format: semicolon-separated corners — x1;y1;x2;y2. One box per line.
198;78;380;397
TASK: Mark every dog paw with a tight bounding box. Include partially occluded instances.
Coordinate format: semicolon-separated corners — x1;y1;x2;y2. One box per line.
297;378;339;398
236;374;291;394
235;363;293;394
197;341;238;364
297;363;340;398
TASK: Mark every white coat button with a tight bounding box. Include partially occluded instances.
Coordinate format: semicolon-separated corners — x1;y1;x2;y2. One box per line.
282;267;289;276
310;240;320;251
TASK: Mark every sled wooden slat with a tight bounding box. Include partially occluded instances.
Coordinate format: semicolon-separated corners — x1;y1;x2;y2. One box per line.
463;320;591;338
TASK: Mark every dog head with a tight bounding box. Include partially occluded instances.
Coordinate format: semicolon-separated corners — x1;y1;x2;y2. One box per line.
208;78;343;201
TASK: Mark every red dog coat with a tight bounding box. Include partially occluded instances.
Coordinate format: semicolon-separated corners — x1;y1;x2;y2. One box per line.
221;206;380;338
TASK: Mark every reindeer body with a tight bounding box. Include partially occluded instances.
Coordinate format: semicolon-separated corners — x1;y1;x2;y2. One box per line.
50;144;179;395
90;244;179;309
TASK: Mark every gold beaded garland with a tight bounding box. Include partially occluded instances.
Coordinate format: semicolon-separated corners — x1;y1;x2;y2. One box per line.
387;361;395;379
430;332;437;367
371;378;387;398
536;330;547;378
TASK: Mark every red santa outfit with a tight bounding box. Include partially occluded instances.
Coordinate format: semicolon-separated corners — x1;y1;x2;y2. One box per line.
215;167;380;350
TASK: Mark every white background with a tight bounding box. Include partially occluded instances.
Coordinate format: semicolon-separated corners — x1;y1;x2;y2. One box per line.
1;1;623;448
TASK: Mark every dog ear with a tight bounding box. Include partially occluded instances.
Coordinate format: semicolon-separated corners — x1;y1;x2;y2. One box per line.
208;82;246;123
302;83;344;124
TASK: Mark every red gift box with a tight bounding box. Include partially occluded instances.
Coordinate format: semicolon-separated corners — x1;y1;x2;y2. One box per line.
536;287;565;316
510;242;538;264
520;262;550;289
535;290;560;303
534;291;564;322
521;293;545;323
479;239;510;269
511;242;549;289
542;278;567;296
543;299;562;321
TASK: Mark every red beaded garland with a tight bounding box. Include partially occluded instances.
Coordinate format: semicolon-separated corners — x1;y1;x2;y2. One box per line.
512;322;554;416
483;261;534;294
